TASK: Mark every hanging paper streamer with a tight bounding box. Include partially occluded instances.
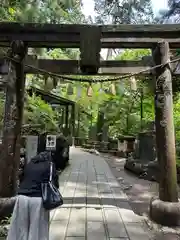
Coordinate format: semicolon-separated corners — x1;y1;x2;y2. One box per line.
116;81;125;95
67;83;74;95
28;48;34;55
77;85;82;98
87;83;93;97
110;82;116;95
44;77;54;91
53;77;58;89
99;82;104;93
130;76;137;91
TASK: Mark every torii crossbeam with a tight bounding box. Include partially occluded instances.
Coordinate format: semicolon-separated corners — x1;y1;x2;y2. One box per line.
0;23;180;48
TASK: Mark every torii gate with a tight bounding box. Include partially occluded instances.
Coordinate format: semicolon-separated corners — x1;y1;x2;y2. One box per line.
0;23;180;225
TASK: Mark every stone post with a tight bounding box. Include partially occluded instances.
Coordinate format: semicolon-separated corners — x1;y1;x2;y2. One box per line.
0;41;27;197
150;41;180;226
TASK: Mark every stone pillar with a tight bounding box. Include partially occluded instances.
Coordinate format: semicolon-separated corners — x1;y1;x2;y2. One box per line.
150;41;179;226
0;41;27;197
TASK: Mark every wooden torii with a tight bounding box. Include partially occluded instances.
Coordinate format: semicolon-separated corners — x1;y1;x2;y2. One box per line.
0;23;179;225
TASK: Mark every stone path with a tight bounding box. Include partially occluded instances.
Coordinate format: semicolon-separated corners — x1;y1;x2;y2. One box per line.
50;147;152;240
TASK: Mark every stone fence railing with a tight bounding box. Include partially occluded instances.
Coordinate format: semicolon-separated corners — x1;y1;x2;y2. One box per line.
72;136;136;157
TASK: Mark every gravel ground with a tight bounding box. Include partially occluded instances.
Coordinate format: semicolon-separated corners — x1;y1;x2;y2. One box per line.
87;150;180;240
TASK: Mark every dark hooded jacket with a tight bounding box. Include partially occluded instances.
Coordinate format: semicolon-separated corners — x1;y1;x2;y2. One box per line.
18;151;59;197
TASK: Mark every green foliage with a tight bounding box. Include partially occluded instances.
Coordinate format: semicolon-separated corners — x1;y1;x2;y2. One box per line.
0;0;88;137
22;47;156;139
99;49;153;137
0;0;85;23
1;0;180;159
94;0;154;24
115;49;151;61
0;0;157;140
0;216;10;237
23;95;59;134
158;0;180;23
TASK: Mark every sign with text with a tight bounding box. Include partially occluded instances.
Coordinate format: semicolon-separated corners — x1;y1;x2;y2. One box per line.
46;135;56;150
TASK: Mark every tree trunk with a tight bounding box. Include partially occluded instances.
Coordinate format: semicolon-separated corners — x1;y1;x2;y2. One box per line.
0;41;27;197
153;41;178;202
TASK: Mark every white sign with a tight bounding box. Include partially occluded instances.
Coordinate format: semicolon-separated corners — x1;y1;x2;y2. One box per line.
118;140;127;152
46;135;56;150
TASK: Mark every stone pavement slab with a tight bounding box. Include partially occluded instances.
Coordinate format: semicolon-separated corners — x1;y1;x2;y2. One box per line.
50;147;151;240
87;221;106;240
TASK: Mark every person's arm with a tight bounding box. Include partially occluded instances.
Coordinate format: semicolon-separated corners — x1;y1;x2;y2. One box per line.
52;164;59;189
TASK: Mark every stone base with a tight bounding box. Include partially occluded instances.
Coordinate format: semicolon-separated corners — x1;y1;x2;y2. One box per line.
116;151;126;158
125;157;180;183
124;156;160;182
124;159;144;175
149;197;180;226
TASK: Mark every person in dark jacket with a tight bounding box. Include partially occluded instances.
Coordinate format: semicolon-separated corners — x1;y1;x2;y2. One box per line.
7;151;59;240
18;151;59;196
